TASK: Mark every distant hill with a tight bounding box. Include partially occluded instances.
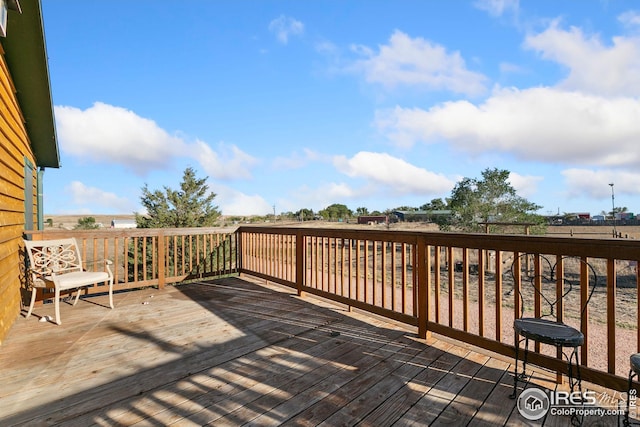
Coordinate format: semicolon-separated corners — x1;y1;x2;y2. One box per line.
44;214;135;230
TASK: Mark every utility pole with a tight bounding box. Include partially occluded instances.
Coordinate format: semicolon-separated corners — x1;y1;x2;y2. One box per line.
609;183;616;237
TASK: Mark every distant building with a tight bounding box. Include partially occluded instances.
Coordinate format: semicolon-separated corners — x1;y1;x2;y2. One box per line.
357;215;387;225
616;212;635;221
394;210;452;222
111;219;137;229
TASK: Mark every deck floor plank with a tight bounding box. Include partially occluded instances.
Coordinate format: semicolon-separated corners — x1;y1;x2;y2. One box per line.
63;299;345;425
462;369;518;427
0;277;632;427
247;328;417;426
394;348;489;425
111;329;336;426
167;316;407;426
209;324;407;426
430;354;511;426
281;336;427;427
317;340;456;427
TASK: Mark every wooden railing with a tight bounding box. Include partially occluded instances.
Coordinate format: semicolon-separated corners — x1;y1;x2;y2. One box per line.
236;226;640;392
27;227;238;293
24;225;640;392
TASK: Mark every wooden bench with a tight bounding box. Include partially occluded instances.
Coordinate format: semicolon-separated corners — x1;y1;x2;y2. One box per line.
24;237;114;325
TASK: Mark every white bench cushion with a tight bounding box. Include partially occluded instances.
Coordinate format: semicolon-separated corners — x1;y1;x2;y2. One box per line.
48;271;110;290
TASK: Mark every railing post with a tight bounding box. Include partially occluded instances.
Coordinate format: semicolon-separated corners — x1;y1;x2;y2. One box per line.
607;258;616;375
157;230;165;289
417;236;429;339
296;230;305;297
236;229;242;276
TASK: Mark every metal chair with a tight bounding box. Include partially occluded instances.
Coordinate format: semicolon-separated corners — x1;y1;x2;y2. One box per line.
24;238;114;325
508;254;598;402
624;353;640;426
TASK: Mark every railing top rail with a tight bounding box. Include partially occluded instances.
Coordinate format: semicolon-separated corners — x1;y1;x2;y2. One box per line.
28;227;237;239
237;226;419;243
236;226;640;260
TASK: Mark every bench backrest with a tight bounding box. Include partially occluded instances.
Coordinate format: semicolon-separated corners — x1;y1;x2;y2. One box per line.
24;238;84;276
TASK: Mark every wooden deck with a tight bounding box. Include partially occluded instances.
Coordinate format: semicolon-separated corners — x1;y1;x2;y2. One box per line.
0;276;631;426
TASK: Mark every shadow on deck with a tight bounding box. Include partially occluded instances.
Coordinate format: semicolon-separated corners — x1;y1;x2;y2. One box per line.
0;276;630;426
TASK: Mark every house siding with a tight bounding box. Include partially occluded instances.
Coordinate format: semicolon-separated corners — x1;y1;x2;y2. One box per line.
0;46;37;343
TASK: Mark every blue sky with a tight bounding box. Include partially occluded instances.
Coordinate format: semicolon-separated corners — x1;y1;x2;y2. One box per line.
40;0;640;217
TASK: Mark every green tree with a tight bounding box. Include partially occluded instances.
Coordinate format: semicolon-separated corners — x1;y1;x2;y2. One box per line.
295;208;315;221
393;205;417;212
613;206;628;217
419;198;452;230
420;198;448;211
136;167;221;228
318;203;352;220
74;216;100;230
227;216;244;223
130;168;223;282
356;206;369;216
448;168;544;233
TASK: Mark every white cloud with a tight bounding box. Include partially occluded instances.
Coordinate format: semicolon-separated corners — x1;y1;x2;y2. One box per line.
268;15;304;44
375;87;640;168
333;151;454;194
474;0;519;17
499;61;526;75
289;182;361;209
67;181;136;212
191;140;258;180
524;21;640;96
315;40;338;56
55;102;184;175
507;171;542;198
272;148;324;170
214;184;272;216
619;11;640;29
322;182;359;199
562;169;640;200
55;102;259;180
349;30;488;96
